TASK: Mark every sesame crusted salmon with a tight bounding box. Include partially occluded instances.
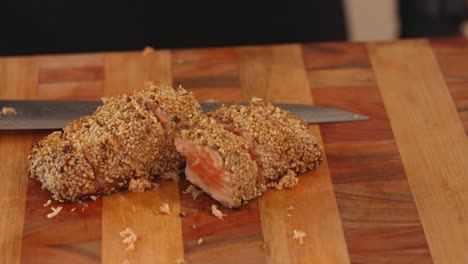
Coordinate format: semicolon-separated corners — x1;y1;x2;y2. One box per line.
209;99;323;190
174;116;263;208
29;83;323;206
29;83;201;201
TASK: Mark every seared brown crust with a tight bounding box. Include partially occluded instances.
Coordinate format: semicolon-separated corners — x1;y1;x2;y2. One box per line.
29;84;201;201
177;115;262;208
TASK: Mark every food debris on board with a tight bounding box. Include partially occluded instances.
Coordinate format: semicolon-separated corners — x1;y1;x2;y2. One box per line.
183;185;203;200
120;227;138;251
43;200;52;207
47;206;63;219
1;106;17;116
161;172;180;182
198;238;203;245
131;205;137;213
175;258;188;264
287;206;294;217
211;205;227;220
292;230;307;244
128;178;152;192
159;203;172;215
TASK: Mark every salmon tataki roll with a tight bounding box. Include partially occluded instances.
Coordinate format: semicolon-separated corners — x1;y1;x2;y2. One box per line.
175;116;262;208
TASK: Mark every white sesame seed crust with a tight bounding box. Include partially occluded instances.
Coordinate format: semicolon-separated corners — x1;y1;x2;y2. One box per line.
177;115;262;208
209;99;323;189
29;84;201;201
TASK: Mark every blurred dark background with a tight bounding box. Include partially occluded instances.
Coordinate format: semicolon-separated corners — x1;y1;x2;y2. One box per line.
0;0;466;55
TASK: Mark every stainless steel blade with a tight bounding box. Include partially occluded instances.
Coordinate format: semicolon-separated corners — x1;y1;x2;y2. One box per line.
0;100;368;130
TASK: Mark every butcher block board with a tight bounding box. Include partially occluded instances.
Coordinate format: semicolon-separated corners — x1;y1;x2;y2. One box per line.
1;39;468;264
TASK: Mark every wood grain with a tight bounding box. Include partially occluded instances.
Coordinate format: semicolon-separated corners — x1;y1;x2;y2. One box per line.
368;39;468;263
37;54;104;100
238;44;350;263
173;47;267;264
22;151;102;264
307;42;432;263
0;56;37;264
102;50;184;263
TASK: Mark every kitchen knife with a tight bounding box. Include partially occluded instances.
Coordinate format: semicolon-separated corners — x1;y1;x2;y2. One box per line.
0;100;368;130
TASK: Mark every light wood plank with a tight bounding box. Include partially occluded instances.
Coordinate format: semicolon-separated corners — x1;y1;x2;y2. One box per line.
102;50;184;263
368;39;468;263
0;56;37;263
237;44;350;264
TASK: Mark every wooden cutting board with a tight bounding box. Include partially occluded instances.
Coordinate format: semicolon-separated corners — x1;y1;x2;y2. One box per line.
1;39;467;264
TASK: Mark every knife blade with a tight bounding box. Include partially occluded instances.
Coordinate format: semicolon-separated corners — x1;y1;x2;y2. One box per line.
0;100;368;130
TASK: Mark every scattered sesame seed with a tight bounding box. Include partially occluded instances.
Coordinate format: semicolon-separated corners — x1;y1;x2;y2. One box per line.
1;106;17;116
47;206;63;218
292;230;307;244
159;203;171;215
211;205;227;220
43;200;52;207
120;227;138;251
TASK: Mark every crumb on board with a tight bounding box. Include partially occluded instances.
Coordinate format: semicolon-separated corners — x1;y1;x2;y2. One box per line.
1;107;17;116
132;205;137;213
142;46;155;56
267;171;299;190
47;206;63;219
90;195;98;201
183;185;203;201
204;98;218;103
287;206;294;217
70;207;76;212
159;203;171;215
128;178;152;192
198;238;203;245
81;207;85;212
161;171;180;182
43;199;52;207
211;204;227;220
292;230;307;244
120;227;138;251
179;211;186;217
175;258;188;264
192;224;196;229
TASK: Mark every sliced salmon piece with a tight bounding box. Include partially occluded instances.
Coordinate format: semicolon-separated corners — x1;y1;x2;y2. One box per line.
175;116;262;208
209;104;290;185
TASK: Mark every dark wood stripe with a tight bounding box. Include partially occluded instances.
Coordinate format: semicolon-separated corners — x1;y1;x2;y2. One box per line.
430;38;468;82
